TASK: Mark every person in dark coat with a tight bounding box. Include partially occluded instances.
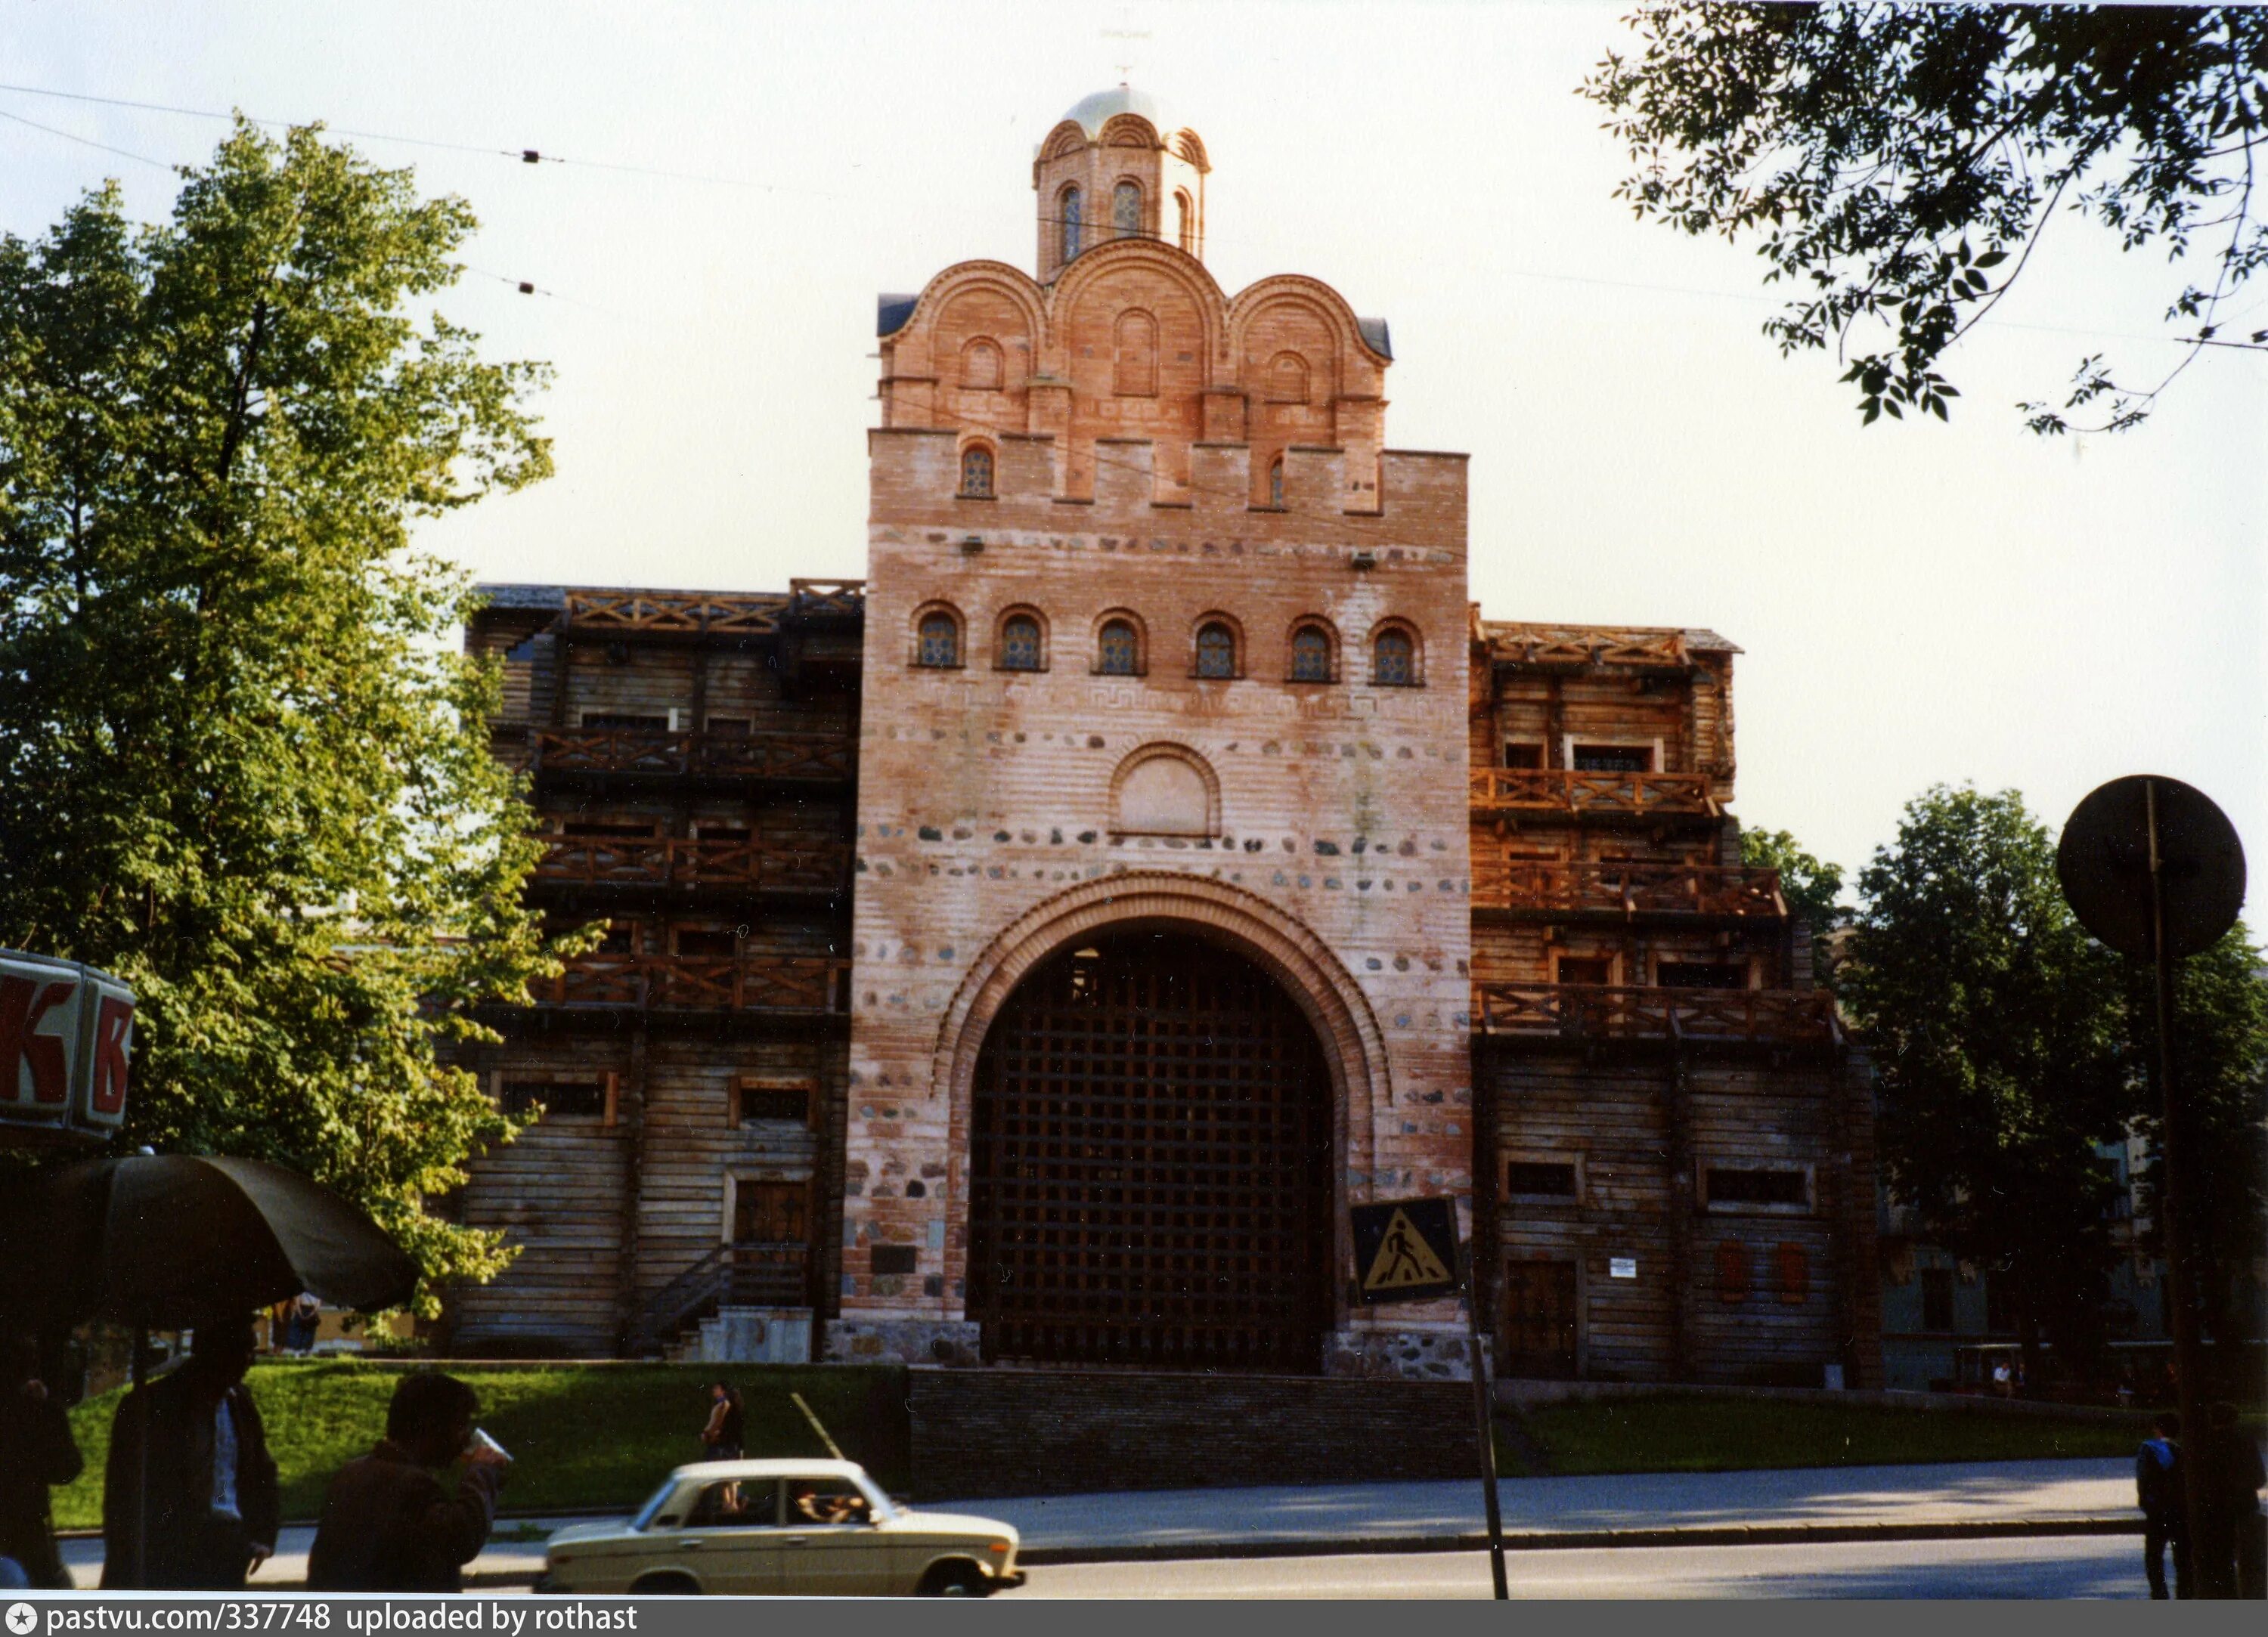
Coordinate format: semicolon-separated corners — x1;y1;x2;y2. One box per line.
0;1337;82;1589
101;1318;277;1589
305;1371;507;1592
2195;1400;2266;1601
2136;1411;2189;1600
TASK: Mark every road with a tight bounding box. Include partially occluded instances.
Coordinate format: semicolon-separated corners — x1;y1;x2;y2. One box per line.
1000;1536;2148;1598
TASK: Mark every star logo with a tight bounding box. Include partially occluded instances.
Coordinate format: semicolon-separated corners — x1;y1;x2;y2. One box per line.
8;1602;39;1635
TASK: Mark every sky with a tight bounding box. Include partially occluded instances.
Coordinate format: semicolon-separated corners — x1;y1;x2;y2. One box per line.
3;0;2261;899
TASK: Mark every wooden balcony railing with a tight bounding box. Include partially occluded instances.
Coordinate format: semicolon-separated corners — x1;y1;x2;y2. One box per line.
1472;983;1839;1047
532;953;850;1013
1471;860;1785;919
531;729;854;782
1470;769;1718;818
534;837;850;895
563;580;865;636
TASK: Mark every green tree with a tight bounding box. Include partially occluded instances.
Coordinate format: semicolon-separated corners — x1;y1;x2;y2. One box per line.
1841;786;2127;1377
0;122;576;1307
1582;5;2268;432
2121;925;2268;1350
1739;826;1848;931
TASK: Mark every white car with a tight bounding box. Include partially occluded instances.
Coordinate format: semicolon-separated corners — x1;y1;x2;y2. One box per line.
538;1458;1024;1596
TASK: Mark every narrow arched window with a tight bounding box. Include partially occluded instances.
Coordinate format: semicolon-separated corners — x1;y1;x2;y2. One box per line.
1114;180;1142;237
999;614;1042;672
917;613;960;668
1175;190;1194;252
1061;187;1083;261
1290;625;1331;682
1098;618;1139;676
1114;310;1157;397
959;444;994;497
1269;456;1285;508
1269;351;1310;404
1372;627;1415;686
1195;621;1236;679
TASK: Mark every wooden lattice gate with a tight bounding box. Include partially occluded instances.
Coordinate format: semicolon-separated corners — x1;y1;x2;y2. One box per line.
968;931;1335;1372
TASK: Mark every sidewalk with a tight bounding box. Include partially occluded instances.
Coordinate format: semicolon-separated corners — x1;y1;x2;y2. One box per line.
54;1457;2139;1587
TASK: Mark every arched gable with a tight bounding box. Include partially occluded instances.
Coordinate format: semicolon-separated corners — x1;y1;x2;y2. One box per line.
1098;113;1162;149
1228;274;1391;379
1042;237;1229;378
889;260;1047;384
1039;120;1089;162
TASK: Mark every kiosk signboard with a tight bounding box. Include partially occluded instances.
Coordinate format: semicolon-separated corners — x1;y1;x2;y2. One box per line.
0;948;135;1145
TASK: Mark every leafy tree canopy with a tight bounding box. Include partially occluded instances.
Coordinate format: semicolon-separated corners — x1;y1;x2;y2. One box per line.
1584;5;2268;432
1842;786;2128;1366
1739;825;1848;933
0;122;581;1309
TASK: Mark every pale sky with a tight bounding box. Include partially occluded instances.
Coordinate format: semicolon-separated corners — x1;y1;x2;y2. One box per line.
5;0;2261;898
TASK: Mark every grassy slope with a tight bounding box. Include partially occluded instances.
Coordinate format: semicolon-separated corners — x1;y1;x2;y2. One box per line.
1498;1396;2139;1479
53;1361;906;1531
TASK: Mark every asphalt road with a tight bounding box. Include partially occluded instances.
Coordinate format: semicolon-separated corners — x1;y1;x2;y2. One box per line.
999;1536;2150;1599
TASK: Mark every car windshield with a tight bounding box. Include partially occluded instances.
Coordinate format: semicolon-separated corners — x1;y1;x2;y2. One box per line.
629;1477;680;1532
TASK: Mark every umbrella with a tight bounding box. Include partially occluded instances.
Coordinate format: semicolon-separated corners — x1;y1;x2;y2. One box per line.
9;1153;419;1327
0;1153;417;1586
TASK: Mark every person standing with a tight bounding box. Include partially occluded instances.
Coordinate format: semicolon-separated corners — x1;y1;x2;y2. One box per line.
0;1338;82;1589
2136;1411;2189;1600
2192;1400;2266;1601
701;1382;745;1462
101;1318;277;1589
305;1372;507;1592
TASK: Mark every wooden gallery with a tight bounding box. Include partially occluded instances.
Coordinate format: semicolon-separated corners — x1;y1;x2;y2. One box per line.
448;88;1882;1388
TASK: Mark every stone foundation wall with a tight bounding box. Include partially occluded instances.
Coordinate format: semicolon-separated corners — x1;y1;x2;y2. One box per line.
824;1317;984;1366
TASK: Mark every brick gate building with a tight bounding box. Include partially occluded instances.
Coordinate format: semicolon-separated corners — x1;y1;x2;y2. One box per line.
448;87;1881;1388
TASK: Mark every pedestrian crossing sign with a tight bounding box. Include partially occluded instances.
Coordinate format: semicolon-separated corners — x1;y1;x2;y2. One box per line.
1350;1197;1462;1304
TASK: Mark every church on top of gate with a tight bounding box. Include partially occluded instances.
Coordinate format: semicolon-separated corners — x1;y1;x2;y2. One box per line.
453;85;1879;1392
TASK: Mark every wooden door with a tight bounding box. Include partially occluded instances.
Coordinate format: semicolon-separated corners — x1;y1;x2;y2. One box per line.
1499;1259;1579;1379
733;1180;810;1246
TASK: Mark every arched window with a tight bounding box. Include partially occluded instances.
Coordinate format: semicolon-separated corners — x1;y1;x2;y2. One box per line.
961;337;1002;391
1194;620;1237;679
1268;456;1285;508
916;611;960;668
1114;310;1157;398
1372;626;1416;686
1290;624;1332;682
1060;187;1083;261
959;444;994;498
1175;190;1194;252
1113;180;1142;237
999;613;1043;672
1097;617;1140;676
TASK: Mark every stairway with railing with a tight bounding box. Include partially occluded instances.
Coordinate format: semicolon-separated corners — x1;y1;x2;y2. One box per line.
630;1240;810;1357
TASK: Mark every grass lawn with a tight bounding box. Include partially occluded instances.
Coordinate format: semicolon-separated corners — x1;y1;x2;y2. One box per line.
53;1360;907;1531
1495;1395;2141;1478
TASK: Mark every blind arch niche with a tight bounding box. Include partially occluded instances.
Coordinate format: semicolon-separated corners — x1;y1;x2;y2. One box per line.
1111;742;1220;837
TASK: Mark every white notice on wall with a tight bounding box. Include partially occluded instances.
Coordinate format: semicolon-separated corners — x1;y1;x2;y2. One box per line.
1609;1257;1637;1280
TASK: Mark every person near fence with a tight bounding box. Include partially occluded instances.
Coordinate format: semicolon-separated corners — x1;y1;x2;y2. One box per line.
0;1337;82;1589
305;1371;507;1592
2136;1411;2190;1600
702;1382;745;1461
101;1317;277;1589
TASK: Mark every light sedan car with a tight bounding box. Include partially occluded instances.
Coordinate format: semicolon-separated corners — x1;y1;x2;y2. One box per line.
538;1459;1024;1596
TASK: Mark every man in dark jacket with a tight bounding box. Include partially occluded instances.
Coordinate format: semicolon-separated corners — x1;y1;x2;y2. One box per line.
2136;1411;2189;1600
0;1337;82;1589
305;1371;507;1592
101;1318;277;1589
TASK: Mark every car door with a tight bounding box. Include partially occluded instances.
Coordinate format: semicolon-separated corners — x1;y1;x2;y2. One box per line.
776;1475;894;1594
669;1478;784;1593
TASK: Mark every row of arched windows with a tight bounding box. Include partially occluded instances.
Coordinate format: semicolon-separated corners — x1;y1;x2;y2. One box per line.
911;605;1423;685
1056;181;1198;263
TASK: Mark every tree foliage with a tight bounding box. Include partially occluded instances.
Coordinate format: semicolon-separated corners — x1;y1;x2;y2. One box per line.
2121;924;2268;1345
1584;5;2268;432
1739;825;1848;932
0;122;578;1309
1842;787;2128;1369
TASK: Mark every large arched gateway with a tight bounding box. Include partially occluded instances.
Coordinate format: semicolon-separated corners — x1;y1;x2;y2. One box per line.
966;929;1335;1372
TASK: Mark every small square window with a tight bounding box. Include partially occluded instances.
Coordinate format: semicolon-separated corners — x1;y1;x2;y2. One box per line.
1702;1165;1814;1215
736;1084;810;1125
1657;961;1749;990
1572;744;1653;772
1503;1159;1579;1199
1501;743;1545;770
870;1246;918;1275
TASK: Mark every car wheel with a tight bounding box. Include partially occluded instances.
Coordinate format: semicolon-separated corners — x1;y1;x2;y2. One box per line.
919;1562;991;1598
630;1571;703;1595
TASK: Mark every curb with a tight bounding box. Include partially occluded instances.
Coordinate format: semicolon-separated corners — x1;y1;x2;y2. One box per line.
1009;1516;2143;1566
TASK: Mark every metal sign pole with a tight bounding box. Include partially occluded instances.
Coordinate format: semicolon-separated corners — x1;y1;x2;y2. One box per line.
2148;779;2217;1597
1461;1242;1509;1600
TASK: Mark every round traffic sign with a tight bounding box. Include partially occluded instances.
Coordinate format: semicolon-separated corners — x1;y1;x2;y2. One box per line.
2057;775;2246;961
